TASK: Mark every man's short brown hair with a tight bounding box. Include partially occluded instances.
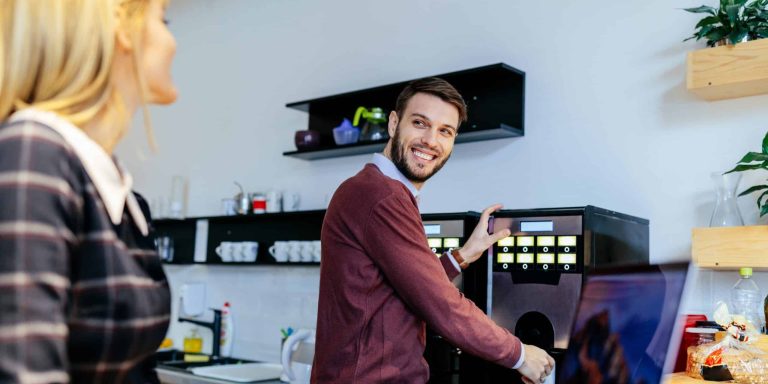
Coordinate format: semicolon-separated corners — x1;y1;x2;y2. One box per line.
394;77;468;126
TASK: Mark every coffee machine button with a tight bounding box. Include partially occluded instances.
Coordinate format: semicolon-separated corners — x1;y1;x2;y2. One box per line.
564;264;570;271
503;264;509;270
543;264;549;270
522;264;528;270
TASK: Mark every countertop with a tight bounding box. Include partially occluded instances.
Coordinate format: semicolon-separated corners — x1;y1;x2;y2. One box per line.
156;366;283;384
664;372;719;383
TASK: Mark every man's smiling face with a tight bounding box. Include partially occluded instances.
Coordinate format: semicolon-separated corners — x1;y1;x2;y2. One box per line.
387;92;459;188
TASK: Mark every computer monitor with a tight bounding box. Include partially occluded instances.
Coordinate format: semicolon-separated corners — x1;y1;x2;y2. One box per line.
558;263;690;384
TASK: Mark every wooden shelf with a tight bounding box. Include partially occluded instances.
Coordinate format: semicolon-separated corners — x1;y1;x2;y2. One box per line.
687;38;768;101
691;225;768;270
284;63;525;160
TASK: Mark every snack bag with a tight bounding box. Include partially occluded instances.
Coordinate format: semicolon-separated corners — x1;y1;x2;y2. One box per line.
686;303;768;383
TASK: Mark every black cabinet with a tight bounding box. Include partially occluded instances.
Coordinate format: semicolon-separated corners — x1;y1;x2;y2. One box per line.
284;63;525;160
153;210;325;266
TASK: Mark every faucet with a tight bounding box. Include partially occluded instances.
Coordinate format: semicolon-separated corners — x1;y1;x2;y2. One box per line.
179;308;222;359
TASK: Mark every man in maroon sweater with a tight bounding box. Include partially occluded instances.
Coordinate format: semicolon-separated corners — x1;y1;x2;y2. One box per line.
313;78;554;384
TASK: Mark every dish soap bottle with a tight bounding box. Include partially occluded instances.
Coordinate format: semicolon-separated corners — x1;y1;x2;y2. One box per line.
183;328;203;353
220;301;234;357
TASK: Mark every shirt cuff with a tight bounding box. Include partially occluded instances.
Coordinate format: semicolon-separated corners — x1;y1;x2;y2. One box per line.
444;250;461;272
511;342;525;369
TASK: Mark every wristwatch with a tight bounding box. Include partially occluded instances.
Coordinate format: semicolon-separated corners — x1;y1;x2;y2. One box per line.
450;248;470;269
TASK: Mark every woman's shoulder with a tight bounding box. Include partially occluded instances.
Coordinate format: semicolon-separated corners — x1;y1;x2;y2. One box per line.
0;118;84;181
0;118;77;157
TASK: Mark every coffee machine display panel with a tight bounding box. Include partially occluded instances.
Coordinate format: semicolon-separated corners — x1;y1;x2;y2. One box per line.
424;220;464;257
492;216;582;274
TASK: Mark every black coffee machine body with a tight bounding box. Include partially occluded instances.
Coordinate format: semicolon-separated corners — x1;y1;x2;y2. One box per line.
460;206;649;383
420;212;480;384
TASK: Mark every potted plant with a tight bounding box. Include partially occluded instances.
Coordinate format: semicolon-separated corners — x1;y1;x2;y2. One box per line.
684;0;768;47
725;130;768;217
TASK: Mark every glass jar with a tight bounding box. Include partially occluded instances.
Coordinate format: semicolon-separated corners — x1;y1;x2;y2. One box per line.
709;172;744;227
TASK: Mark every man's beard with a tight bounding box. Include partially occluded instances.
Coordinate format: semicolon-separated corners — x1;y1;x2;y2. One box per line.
390;127;451;183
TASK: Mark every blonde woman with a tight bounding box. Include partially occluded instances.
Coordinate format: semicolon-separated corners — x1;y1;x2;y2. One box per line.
0;0;177;382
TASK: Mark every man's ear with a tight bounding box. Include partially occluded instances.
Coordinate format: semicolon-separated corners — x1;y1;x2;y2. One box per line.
388;111;398;137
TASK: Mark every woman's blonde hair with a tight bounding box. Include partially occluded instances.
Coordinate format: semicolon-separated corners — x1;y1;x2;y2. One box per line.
0;0;163;150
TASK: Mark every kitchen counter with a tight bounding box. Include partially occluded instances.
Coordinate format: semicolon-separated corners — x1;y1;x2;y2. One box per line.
156;366;283;384
664;372;719;383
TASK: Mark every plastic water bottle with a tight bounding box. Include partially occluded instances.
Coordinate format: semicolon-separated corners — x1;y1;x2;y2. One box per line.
731;267;764;333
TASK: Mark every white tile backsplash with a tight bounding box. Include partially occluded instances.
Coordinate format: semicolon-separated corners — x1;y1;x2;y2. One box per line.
163;265;320;363
163;264;768;362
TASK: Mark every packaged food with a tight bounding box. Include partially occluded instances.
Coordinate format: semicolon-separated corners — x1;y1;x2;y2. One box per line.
686;321;768;383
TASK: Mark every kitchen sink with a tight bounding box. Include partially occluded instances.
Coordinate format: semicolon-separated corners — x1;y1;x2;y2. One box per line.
160;357;254;371
155;349;187;362
155;350;254;371
155;351;283;384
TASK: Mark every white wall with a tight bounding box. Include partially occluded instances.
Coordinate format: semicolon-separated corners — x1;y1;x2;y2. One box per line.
116;0;768;361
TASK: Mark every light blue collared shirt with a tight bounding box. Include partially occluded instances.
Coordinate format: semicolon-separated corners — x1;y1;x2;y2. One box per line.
370;153;420;199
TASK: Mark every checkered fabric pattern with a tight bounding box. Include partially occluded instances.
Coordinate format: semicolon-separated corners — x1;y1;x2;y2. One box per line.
0;119;170;383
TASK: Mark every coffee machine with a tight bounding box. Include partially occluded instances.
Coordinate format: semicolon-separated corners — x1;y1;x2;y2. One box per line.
460;206;649;383
421;212;480;384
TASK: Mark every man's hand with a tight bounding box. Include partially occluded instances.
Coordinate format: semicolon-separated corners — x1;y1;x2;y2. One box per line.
518;344;555;384
456;204;511;265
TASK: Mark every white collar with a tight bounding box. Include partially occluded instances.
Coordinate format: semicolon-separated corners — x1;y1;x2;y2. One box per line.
9;108;149;236
370;153;420;199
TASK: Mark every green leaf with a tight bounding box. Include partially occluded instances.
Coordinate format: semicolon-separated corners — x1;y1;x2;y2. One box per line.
705;28;728;43
756;189;768;207
762;130;768;154
737;152;768;163
717;9;729;21
726;4;741;24
729;28;749;43
698;25;716;38
696;15;723;28
684;5;717;14
760;203;768;217
725;163;767;173
738;184;768;196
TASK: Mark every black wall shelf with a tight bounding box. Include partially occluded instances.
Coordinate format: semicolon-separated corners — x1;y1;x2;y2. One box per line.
284;63;525;160
153;210;326;266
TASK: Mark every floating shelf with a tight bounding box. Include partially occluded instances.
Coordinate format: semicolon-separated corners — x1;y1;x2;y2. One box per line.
687;38;768;101
691;225;768;270
284;63;525;160
154;210;326;265
283;125;522;160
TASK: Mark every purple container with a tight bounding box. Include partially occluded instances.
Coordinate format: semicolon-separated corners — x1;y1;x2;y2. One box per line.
294;130;321;150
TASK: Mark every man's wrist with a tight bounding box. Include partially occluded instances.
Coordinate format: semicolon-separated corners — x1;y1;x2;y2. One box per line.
450;248;470;269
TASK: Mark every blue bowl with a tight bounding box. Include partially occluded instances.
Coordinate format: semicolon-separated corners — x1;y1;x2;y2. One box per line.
333;128;360;145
